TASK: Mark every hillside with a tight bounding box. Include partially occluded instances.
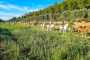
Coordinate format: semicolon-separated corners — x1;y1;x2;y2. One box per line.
8;0;90;22
1;0;90;60
0;24;90;60
25;0;90;16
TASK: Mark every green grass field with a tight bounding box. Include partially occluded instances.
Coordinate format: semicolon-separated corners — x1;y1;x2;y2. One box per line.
0;23;90;60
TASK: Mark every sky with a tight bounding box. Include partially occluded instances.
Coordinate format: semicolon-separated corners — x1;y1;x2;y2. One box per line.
0;0;64;20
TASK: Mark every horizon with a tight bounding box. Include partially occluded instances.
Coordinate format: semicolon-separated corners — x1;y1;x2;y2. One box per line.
0;0;64;20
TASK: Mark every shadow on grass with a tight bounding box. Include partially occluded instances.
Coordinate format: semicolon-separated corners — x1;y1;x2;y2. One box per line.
0;28;17;42
0;28;17;60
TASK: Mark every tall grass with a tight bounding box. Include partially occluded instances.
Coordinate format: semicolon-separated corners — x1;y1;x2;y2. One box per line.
0;23;90;60
14;29;90;60
0;23;30;31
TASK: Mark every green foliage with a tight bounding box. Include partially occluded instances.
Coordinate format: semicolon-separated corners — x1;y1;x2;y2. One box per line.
0;23;29;31
0;28;19;60
1;0;90;60
12;0;90;22
13;29;90;60
1;23;90;60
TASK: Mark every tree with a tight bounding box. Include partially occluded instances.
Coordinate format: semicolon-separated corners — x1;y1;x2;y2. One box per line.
0;19;3;22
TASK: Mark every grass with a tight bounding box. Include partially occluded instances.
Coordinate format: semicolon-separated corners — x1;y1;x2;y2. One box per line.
0;23;90;60
0;23;30;31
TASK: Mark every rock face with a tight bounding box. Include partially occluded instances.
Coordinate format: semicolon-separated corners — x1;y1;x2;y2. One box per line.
73;21;90;33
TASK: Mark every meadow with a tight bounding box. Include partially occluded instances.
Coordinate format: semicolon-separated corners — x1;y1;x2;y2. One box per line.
0;23;90;60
